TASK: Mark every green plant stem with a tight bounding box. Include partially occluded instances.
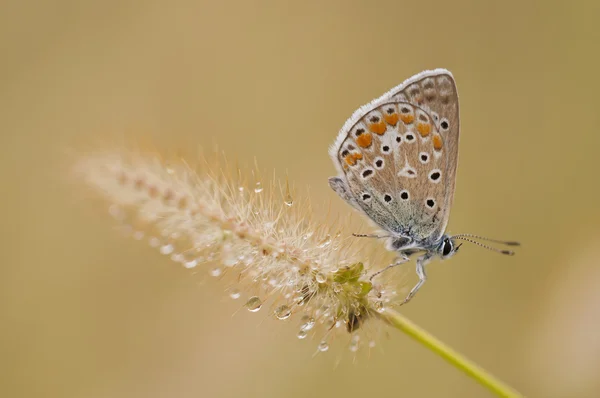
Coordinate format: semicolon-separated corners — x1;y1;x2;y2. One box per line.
378;308;524;398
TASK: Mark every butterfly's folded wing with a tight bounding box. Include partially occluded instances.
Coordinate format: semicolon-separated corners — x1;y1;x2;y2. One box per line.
329;69;459;243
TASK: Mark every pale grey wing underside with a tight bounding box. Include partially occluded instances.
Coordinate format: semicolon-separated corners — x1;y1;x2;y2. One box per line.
329;70;460;243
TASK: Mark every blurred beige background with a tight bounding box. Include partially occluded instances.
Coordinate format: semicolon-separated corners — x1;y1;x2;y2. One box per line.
2;1;600;397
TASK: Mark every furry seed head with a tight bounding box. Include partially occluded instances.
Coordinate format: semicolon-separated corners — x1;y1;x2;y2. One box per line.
73;148;400;353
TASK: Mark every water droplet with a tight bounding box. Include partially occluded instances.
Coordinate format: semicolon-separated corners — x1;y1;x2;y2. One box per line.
317;234;332;248
318;341;329;352
148;237;161;247
160;244;174;255
222;252;238;267
369;340;376;348
349;341;359;352
297;330;307;339
246;296;262;312
300;316;315;331
315;272;327;284
332;283;342;293
210;267;222;277
254;182;263;193
229;289;241;299
171;253;184;262
275;305;291;320
375;301;385;313
284;180;293;206
183;259;198;269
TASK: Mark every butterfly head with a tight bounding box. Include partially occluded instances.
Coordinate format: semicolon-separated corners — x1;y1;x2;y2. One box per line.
438;235;460;259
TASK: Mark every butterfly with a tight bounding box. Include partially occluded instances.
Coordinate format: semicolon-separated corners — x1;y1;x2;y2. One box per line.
328;69;518;305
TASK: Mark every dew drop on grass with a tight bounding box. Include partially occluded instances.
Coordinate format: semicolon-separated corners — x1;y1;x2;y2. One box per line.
246;296;262;312
300;316;315;331
317;234;332;248
318;341;329;352
160;244;174;255
315;272;327;284
275;305;291;320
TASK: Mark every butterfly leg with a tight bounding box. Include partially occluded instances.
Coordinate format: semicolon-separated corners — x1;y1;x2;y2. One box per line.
369;254;410;281
401;254;433;305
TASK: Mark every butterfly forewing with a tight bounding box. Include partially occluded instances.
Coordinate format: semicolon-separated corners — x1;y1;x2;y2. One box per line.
331;69;459;243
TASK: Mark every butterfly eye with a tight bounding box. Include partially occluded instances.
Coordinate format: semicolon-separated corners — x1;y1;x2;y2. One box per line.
442;239;453;257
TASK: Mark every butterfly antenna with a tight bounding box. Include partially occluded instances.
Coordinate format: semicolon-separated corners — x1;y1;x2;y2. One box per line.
452;234;520;246
452;236;516;255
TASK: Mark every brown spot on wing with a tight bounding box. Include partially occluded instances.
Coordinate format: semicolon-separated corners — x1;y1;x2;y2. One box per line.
369;121;387;135
432;134;443;151
400;114;414;124
384;113;399;126
356;132;373;148
344;152;363;166
417;123;431;137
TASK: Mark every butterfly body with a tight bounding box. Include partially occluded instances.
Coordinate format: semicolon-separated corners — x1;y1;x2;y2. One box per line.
329;69;465;303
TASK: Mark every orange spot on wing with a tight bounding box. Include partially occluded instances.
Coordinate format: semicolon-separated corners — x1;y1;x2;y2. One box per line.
400;114;414;124
384;113;399;126
344;152;363;166
356;132;373;148
417;123;431;137
368;121;387;135
433;134;443;151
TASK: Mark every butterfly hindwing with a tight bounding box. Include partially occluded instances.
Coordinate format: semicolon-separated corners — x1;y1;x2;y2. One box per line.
329;69;459;243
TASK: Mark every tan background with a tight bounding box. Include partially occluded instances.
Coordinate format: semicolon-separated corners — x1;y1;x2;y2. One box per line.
2;1;600;397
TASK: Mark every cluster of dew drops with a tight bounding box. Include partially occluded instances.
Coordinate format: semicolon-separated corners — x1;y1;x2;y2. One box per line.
107;171;382;354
